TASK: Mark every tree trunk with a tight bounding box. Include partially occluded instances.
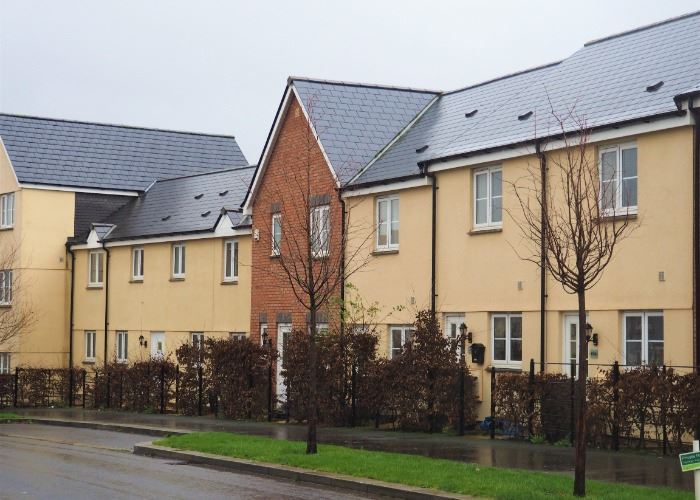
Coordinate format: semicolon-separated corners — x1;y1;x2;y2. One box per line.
307;304;318;454
573;289;588;496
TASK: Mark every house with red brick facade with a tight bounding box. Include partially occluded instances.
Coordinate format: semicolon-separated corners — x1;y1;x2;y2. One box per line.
243;77;437;391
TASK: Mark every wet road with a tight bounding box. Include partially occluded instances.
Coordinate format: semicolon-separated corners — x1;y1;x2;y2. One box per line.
15;408;693;491
0;424;367;500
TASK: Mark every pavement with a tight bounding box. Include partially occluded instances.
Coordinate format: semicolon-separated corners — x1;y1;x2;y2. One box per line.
10;408;695;492
0;423;371;500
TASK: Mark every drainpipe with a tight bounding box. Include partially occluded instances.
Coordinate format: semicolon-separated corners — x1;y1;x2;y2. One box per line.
423;164;437;316
102;241;110;368
337;190;346;335
536;141;547;373
65;242;76;404
691;100;700;373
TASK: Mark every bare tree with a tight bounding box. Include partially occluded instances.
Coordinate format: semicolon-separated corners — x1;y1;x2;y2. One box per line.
509;109;636;496
0;243;35;348
255;97;373;454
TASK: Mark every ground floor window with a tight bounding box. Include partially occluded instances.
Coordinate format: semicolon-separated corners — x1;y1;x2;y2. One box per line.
229;332;247;341
191;332;204;350
0;352;9;374
390;325;415;358
116;331;128;362
492;313;522;366
85;330;96;361
624;311;663;366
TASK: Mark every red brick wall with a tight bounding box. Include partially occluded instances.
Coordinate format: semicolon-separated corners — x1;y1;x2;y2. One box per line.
250;95;343;344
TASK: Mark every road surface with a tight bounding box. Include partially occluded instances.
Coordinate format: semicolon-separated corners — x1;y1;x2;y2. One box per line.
0;423;368;500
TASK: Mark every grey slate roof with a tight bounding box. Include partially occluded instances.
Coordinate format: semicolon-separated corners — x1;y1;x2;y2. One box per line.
101;166;255;241
352;11;700;186
0;114;248;191
292;78;438;184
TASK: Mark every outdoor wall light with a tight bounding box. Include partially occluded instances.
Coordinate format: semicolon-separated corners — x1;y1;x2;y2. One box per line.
139;335;147;348
585;323;598;346
459;322;473;344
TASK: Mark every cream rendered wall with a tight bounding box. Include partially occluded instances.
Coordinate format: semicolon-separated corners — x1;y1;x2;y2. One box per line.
72;236;251;367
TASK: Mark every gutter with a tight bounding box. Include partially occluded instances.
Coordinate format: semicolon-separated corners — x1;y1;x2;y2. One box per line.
102;241;111;368
65;242;76;405
535;142;547;373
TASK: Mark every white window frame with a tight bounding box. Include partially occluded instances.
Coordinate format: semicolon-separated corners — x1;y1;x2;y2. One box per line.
116;331;128;363
85;330;96;361
623;311;663;367
172;243;186;278
599;143;638;216
376;196;399;251
88;251;104;287
0;352;10;374
491;313;523;367
473;166;502;229
223;239;239;282
0;192;15;229
131;247;144;281
389;325;415;359
0;270;12;305
192;331;204;350
271;213;282;256
229;332;247;341
310;205;330;258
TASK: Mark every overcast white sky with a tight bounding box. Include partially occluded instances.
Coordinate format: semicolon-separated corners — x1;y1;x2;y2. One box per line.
1;0;698;163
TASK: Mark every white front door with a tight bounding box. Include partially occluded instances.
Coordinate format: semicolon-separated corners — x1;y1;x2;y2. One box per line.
276;324;291;400
151;332;165;358
563;315;587;374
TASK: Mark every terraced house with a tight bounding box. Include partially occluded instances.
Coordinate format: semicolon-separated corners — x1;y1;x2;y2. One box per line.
247;12;700;412
0;114;250;370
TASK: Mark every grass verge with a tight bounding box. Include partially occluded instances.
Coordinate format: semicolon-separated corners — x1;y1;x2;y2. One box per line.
0;412;23;421
155;432;691;500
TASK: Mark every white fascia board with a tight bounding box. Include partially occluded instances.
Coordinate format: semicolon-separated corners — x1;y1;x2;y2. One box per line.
291;85;340;188
342;176;430;198
0;137;20;187
70;227;252;250
20;183;139;196
426;113;692;174
243;88;294;214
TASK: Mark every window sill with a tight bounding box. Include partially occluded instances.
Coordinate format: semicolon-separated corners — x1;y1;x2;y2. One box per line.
0;303;11;309
488;364;522;372
469;226;502;235
270;254;280;259
116;359;128;364
0;226;13;231
170;277;185;282
597;212;638;223
221;279;239;285
373;248;399;256
86;285;103;290
82;359;95;365
129;279;144;284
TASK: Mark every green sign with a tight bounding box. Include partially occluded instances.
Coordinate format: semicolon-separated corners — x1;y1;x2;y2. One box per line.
679;451;700;473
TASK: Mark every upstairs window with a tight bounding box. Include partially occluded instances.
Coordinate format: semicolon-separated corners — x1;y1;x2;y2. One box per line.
88;251;104;287
474;166;502;228
224;240;239;282
492;313;522;366
0;270;11;305
132;247;144;281
624;312;663;366
376;196;399;250
271;213;282;256
172;243;186;278
311;205;330;257
116;331;128;362
0;193;14;228
600;143;637;215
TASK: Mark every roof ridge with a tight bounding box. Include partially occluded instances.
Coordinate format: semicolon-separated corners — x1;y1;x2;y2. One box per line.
584;9;700;47
0;112;238;140
443;61;562;96
155;165;255;184
289;76;441;95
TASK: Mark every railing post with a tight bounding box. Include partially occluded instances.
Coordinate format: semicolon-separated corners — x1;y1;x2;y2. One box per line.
93;372;99;409
528;358;535;438
68;368;74;407
490;367;496;440
13;367;19;407
81;369;87;408
267;352;273;422
661;365;668;455
459;337;466;437
351;362;357;428
119;371;124;410
570;360;576;446
612;361;620;451
160;363;165;415
106;370;111;409
197;364;203;417
175;365;179;413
